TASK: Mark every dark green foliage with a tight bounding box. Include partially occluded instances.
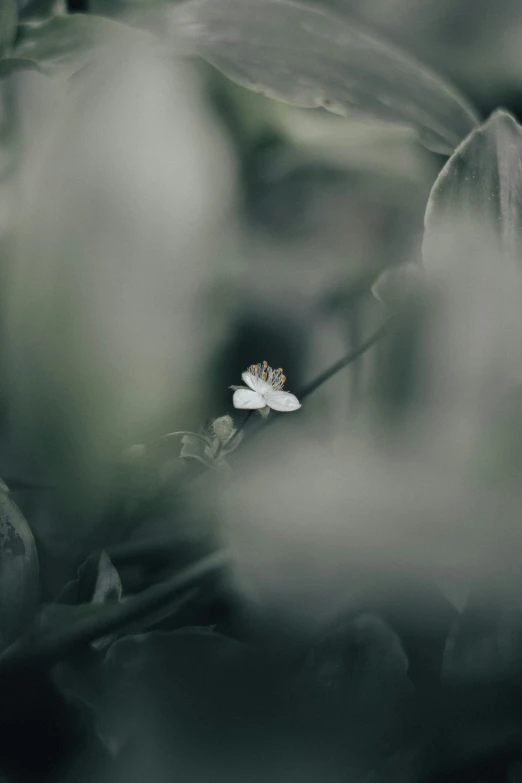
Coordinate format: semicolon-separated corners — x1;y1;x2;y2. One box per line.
0;2;522;782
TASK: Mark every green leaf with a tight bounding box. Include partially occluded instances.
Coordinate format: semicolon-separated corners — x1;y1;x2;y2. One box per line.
99;628;283;776
39;601;110;631
297;611;414;729
220;428;244;456
422;110;522;392
293;613;418;781
20;0;62;21
442;576;522;684
0;56;41;80
427;579;522;780
179;433;211;465
0;0;17;59
53;549;195;652
91;551;122;604
180;433;233;473
37;586;198;658
0;482;39;651
372;263;426;309
424;109;522;271
58;550;122;605
0;550;229;670
13;13;145;78
170;0;479;154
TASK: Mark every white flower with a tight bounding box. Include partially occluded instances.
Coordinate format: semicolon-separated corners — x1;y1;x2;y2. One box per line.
232;361;301;412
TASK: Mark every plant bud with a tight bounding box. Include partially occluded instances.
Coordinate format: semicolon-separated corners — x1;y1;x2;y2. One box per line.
211;415;235;443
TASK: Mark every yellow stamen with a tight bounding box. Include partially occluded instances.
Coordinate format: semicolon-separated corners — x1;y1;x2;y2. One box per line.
281;375;286;383
262;360;268;368
277;367;283;372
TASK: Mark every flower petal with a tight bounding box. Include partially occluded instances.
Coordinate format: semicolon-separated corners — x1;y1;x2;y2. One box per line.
233;388;266;409
241;371;270;393
241;371;258;391
264;390;301;412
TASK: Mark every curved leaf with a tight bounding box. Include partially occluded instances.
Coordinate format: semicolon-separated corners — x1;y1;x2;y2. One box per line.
0;56;41;80
372;262;426;308
0;550;229;670
297;612;414;731
170;0;479;154
0;482;39;651
293;613;417;782
422;110;522;396
443;576;522;684
426;579;522;780
100;629;285;778
57;550;122;605
424;109;522;269
91;551;122;604
20;0;62;21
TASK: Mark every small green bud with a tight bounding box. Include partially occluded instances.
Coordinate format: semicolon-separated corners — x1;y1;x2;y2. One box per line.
211;415;235;443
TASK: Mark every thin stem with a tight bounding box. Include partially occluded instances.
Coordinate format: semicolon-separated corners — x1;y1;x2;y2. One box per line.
231;410;254;441
297;317;392;401
236;409;254;434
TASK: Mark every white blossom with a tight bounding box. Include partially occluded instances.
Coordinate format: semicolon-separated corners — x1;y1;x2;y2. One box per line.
232;362;301;412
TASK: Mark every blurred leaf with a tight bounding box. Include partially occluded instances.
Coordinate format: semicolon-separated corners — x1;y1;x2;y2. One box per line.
106;587;200;638
372;263;426;309
294;613;418;782
91;551;122;604
220;427;243;456
0;550;229;670
0;482;39;651
179;433;212;466
13;13;145;77
40;601;110;630
171;0;479;154
298;611;414;729
421;578;522;781
100;624;420;781
39;587;199;657
422;109;522;415
0;0;17;59
59;551;123;651
58;550;122;605
100;628;286;781
104;626;270;692
0;56;40;79
180;433;233;473
424;109;522;273
19;0;62;21
443;577;522;685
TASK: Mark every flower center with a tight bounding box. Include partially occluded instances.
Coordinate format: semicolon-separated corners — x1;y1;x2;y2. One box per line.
248;360;286;391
